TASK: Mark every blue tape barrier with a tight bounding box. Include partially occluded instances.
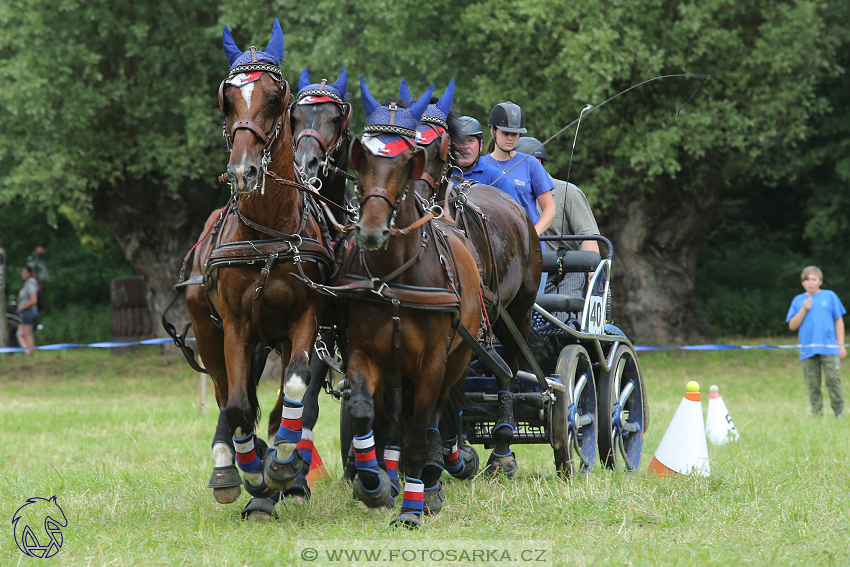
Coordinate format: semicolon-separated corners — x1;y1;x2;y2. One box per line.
0;337;175;354
2;338;847;355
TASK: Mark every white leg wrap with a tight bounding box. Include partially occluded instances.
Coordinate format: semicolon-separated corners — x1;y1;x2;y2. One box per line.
212;443;233;468
284;373;308;403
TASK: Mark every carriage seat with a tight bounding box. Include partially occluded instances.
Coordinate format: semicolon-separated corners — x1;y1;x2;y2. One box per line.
535;249;601;313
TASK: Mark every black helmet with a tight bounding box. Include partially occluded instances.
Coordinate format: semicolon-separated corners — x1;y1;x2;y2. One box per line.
516;137;547;162
487;101;527;133
457;116;483;138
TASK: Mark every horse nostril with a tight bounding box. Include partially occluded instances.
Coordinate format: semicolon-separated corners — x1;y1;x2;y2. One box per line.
307;157;319;175
245;165;259;181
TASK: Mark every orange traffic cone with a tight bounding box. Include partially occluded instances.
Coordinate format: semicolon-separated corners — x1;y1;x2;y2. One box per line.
706;385;739;445
648;381;710;477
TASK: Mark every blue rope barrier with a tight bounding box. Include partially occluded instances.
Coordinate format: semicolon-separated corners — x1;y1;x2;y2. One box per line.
2;339;847;355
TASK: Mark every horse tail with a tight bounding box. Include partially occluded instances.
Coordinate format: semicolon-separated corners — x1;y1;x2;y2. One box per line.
247;344;266;428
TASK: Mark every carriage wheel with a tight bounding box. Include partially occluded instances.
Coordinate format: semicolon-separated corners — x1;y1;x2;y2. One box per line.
597;344;645;471
550;345;598;477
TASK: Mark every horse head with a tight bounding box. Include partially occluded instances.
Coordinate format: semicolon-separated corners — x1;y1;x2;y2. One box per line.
400;78;455;202
350;77;433;250
219;19;291;194
292;67;351;181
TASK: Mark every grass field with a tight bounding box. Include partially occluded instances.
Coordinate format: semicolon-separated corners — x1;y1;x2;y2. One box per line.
1;344;848;566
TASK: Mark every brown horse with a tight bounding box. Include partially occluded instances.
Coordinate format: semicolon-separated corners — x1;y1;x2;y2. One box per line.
400;79;543;477
326;80;482;527
183;21;332;521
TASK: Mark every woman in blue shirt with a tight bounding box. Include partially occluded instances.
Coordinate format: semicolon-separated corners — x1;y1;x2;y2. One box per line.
480;101;555;235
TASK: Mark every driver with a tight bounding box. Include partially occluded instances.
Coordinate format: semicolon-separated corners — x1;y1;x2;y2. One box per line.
516;136;601;300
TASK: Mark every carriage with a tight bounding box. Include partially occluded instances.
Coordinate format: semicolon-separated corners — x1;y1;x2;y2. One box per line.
338;234;648;478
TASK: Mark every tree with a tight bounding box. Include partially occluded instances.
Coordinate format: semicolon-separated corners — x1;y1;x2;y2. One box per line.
0;0;230;327
1;0;843;345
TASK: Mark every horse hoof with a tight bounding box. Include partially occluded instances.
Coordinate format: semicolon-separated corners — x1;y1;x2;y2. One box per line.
208;464;242;504
449;445;479;480
241;497;278;522
423;482;445;516
281;475;311;506
484;451;518;479
390;512;422;529
353;467;394;508
263;450;302;492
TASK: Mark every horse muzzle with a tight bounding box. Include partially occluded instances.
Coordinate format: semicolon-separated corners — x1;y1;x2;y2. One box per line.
354;222;390;251
227;163;261;194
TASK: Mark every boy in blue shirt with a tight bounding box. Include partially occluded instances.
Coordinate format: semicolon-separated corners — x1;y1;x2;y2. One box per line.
786;266;846;417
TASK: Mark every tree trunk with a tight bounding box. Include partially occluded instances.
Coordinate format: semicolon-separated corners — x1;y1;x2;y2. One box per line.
92;178;224;337
598;173;721;346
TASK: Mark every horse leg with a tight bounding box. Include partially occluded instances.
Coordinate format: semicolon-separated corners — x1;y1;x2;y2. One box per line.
264;317;317;492
439;381;479;480
235;346;282;521
280;343;329;503
391;368;443;528
381;383;403;498
347;357;394;508
190;313;244;505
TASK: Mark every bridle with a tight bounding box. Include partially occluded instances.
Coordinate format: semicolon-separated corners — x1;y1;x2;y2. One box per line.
218;58;292;192
293;85;353;177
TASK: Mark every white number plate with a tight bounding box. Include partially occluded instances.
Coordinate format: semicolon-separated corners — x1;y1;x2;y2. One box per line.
586;295;605;335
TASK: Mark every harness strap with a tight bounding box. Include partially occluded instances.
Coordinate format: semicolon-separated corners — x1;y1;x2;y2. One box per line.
251;251;279;348
496;301;548;391
391;298;404;391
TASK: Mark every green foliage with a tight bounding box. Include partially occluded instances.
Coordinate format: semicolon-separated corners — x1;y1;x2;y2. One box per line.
0;0;224;214
36;304;113;345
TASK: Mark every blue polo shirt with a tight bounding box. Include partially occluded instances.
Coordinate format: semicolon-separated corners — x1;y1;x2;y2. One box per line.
462;160;520;203
480;152;554;224
786;290;846;360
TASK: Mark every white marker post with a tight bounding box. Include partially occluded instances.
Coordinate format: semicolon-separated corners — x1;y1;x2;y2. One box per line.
0;246;6;349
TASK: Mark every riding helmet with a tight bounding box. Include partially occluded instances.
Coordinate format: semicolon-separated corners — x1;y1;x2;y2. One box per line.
457;116;484;139
487;101;527;133
516;137;547;162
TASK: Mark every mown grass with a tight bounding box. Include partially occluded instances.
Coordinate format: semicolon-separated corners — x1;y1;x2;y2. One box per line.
0;344;848;566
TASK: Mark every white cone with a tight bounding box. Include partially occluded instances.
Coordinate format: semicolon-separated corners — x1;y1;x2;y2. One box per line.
706;385;739;445
648;381;710;477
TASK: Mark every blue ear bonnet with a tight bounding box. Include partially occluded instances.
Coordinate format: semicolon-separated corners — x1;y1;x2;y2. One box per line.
296;67;348;103
223;19;285;70
398;78;454;130
360;77;434;133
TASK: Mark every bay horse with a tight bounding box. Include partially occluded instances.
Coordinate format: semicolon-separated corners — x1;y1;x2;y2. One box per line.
399;79;543;478
182;20;333;521
288;67;353;469
321;78;482;527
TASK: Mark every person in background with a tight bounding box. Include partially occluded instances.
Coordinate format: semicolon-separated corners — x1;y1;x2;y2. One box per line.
480;101;555;235
786;265;846;418
516;137;600;297
27;243;49;284
16;265;39;354
452;116;519;202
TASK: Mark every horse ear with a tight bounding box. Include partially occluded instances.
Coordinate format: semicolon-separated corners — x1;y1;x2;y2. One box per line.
436;78;455;117
359;76;380;117
398;78;415;106
222;25;242;66
348;137;362;171
298;68;310;92
410;150;426;180
333;67;348;101
264;18;285;62
409;84;434;122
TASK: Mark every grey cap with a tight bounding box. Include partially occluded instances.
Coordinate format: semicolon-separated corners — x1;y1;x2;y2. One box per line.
487;101;527;133
516;137;547;162
457;116;483;138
